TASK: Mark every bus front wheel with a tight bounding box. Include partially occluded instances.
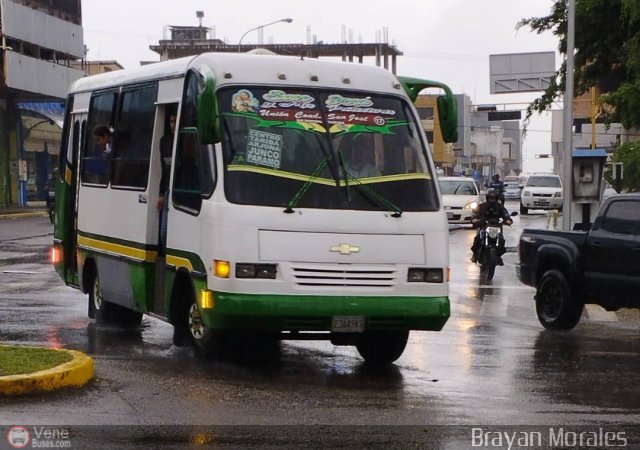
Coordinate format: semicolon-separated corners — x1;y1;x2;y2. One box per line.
355;330;409;366
187;299;219;358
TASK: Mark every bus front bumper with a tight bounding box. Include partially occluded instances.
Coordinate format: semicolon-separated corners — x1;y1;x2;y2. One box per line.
200;292;450;332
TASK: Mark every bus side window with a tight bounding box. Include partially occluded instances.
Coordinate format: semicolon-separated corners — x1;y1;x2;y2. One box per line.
111;83;158;189
173;129;202;213
82;91;116;186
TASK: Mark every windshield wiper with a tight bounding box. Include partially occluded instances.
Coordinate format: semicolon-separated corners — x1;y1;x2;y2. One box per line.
340;167;403;218
283;153;332;213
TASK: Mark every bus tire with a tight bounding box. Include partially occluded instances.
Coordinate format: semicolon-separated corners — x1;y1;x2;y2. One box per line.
355;330;409;366
186;297;219;358
90;272;114;325
89;272;143;327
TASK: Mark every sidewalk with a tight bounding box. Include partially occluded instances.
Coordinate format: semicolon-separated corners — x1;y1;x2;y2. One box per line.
0;204;48;220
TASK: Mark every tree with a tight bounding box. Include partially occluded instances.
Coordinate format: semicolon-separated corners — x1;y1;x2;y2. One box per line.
518;0;640;129
605;141;640;192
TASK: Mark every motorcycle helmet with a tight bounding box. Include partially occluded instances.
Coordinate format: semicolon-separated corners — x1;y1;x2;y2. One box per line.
492;173;500;180
486;187;498;202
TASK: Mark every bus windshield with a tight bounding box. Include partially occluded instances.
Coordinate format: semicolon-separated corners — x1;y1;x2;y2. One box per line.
218;86;439;211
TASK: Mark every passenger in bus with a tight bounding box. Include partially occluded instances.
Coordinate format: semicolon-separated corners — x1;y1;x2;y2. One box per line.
84;125;113;183
92;125;113;157
158;112;176;254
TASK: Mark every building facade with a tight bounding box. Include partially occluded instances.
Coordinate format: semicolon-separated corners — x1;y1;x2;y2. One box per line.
1;0;84;206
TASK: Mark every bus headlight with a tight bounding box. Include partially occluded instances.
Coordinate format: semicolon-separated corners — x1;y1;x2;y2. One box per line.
407;268;444;283
236;263;277;279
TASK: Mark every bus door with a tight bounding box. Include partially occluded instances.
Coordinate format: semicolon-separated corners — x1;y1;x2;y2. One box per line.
60;111;86;286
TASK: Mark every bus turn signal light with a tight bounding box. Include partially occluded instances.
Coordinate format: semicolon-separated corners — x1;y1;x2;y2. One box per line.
214;260;230;278
199;290;215;309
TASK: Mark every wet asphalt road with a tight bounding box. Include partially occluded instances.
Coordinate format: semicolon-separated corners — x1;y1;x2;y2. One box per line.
0;204;639;448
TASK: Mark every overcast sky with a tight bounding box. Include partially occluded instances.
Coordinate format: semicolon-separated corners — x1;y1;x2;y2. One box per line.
82;0;560;173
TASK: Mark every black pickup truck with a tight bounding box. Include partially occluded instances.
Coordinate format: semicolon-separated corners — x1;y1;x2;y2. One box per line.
517;194;640;330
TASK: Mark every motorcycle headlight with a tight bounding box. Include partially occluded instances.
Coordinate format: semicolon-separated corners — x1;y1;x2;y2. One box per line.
464;201;478;210
486;227;501;239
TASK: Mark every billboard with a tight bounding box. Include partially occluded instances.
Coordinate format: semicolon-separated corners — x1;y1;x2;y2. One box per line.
490;52;555;94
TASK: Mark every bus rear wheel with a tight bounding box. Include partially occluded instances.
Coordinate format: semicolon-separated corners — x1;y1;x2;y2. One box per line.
90;272;142;327
355;330;409;366
90;273;114;325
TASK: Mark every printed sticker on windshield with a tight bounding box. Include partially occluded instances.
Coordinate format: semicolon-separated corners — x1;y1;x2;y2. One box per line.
325;94;396;126
246;129;282;169
232;89;260;113
257;90;322;123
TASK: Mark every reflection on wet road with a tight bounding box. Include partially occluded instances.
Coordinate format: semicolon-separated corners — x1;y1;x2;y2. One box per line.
1;213;639;437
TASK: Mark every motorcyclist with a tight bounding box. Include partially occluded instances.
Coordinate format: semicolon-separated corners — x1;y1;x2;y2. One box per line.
486;173;505;204
470;188;513;265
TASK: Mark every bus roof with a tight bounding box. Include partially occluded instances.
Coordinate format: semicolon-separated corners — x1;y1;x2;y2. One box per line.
69;52;405;97
69;56;194;94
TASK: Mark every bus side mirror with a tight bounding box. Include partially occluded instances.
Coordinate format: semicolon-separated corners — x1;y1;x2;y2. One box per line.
396;76;458;144
436;94;458;143
197;66;220;144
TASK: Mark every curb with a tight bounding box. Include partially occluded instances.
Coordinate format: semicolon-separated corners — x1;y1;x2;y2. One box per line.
0;211;48;220
0;347;94;396
548;210;559;230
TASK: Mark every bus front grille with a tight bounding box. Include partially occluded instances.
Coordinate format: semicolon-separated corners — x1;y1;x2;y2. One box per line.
291;265;397;287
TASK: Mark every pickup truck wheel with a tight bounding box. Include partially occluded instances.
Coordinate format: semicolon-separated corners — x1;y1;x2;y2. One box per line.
536;269;583;331
519;202;528;215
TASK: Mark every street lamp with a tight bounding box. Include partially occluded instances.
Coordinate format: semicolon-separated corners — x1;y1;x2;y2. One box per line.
237;18;293;52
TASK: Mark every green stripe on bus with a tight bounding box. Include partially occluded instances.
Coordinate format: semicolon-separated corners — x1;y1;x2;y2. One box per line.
200;293;450;331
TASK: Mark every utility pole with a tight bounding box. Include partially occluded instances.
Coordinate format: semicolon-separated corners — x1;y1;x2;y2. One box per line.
562;0;575;230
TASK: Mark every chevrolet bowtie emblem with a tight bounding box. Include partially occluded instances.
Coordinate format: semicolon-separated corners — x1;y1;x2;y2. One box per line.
330;243;360;255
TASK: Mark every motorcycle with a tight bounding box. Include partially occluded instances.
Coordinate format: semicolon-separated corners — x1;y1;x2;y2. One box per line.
476;213;517;281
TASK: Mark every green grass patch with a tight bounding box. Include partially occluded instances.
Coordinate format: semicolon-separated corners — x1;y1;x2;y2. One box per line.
0;346;73;376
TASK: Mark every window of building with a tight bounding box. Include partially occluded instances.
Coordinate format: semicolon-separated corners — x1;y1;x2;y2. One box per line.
417;107;434;120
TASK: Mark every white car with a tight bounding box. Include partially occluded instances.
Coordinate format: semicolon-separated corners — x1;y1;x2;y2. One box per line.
439;176;482;225
503;181;521;200
520;173;563;214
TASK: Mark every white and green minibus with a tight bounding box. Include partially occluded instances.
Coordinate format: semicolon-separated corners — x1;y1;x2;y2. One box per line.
52;52;458;365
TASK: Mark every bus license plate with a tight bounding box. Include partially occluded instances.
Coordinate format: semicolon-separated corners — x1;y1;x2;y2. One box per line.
332;316;365;333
